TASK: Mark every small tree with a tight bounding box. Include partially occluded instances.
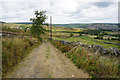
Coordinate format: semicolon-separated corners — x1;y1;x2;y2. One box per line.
70;33;74;37
30;10;47;41
79;33;82;36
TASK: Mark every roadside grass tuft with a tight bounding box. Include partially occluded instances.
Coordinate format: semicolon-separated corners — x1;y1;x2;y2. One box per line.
46;46;50;58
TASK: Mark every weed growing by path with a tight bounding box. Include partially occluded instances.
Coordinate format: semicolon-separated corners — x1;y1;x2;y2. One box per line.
46;46;50;58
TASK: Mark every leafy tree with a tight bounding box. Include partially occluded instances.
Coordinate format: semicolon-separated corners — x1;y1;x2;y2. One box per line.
30;10;47;41
24;28;27;32
118;36;120;41
108;38;110;40
79;33;82;36
70;33;74;37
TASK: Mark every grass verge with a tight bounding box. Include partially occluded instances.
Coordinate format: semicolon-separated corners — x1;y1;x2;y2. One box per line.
2;37;41;76
67;46;119;78
51;40;120;78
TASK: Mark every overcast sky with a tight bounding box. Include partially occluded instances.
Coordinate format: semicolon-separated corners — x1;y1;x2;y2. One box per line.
0;0;119;24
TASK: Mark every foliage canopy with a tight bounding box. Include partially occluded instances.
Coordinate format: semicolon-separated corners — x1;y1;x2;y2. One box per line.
30;10;47;40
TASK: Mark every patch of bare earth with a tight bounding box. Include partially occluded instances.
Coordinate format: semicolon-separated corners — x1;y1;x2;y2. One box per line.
4;41;89;78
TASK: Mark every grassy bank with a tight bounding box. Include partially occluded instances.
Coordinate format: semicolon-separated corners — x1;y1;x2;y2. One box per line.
67;46;119;78
2;37;41;75
51;40;119;78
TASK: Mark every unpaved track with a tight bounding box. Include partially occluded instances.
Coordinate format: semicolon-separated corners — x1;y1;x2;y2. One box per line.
4;41;89;78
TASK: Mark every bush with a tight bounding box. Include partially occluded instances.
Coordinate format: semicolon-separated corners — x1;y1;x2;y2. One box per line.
52;41;72;52
56;35;61;38
79;33;82;36
111;38;119;40
70;33;74;37
60;45;72;52
94;36;103;40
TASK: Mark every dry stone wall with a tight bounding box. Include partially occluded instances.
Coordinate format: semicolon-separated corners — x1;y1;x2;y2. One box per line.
53;39;120;57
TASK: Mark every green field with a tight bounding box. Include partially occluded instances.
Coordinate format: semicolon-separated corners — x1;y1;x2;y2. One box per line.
53;36;119;49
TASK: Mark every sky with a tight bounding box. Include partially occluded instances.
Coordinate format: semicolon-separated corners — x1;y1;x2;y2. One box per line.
0;0;119;24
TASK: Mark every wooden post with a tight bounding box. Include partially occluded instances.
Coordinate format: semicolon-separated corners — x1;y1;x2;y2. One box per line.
50;16;52;40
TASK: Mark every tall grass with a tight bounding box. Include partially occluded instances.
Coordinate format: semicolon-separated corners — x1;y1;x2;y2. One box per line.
52;41;73;53
51;40;119;78
2;37;40;75
66;46;119;78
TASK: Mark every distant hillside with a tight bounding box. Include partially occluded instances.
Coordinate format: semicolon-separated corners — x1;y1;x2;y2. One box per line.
14;22;33;24
4;22;120;30
53;23;120;30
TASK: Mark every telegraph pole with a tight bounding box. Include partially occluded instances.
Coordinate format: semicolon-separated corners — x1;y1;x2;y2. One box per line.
50;16;52;40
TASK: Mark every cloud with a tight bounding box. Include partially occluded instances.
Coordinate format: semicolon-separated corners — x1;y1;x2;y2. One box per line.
92;2;113;8
0;0;118;23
